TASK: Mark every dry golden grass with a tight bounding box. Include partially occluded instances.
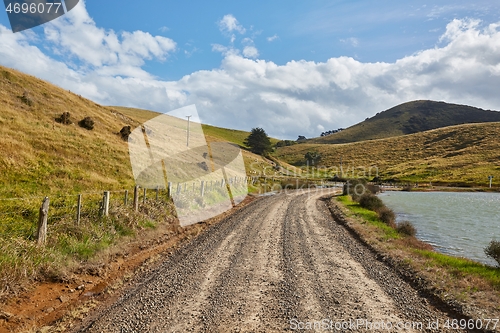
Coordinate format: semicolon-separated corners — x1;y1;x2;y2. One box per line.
310;100;500;144
0;65;284;301
275;122;500;185
0;66;140;199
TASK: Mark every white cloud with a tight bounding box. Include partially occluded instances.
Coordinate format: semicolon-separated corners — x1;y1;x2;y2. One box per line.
218;14;246;35
1;16;500;140
267;34;278;42
242;46;259;58
42;2;176;74
340;37;359;47
159;26;170;33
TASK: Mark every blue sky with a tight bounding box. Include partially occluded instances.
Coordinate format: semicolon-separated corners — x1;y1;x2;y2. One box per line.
1;0;500;139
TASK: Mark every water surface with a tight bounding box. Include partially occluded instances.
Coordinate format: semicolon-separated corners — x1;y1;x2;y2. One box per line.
378;191;500;266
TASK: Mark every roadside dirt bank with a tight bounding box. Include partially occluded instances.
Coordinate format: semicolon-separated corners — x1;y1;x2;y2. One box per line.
0;196;258;333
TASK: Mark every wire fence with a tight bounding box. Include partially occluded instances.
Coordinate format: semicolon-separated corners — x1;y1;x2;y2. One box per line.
0;175;343;244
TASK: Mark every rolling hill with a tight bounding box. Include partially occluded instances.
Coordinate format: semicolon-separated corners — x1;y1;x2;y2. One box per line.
311;100;500;144
0;65;293;299
0;65;284;200
111;106;280;148
274;121;500;185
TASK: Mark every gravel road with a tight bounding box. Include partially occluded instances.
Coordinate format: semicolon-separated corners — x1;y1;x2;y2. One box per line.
77;189;472;333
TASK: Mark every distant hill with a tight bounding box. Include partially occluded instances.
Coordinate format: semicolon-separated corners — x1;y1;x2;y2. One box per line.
274;121;500;185
311;100;500;144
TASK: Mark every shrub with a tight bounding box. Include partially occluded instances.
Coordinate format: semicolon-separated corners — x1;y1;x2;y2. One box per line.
484;240;500;266
56;112;72;125
120;126;131;140
19;91;33;106
359;193;384;211
397;221;416;236
343;179;368;201
378;207;396;227
78;117;95;130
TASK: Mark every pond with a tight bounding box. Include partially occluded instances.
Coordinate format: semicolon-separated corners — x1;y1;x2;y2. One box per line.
378;191;500;266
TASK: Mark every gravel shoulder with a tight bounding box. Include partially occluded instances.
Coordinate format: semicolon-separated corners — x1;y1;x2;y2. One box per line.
75;189;477;332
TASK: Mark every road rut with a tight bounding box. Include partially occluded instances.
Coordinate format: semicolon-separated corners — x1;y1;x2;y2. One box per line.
78;189;468;332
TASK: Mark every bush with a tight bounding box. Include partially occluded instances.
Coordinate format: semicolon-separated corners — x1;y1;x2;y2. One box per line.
55;112;72;125
378;207;396;227
78;117;95;130
120;126;131;140
397;221;416;236
359;193;384;211
484;240;500;266
343;179;368;201
19;91;33;106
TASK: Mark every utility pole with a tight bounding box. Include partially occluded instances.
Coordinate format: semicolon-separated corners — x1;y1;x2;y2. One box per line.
340;156;343;177
186;115;191;147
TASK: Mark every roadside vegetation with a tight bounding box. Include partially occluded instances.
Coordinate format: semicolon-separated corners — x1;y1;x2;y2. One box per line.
334;193;500;318
485;240;500;267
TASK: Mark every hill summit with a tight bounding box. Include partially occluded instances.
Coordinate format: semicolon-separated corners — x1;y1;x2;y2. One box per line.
311;100;500;144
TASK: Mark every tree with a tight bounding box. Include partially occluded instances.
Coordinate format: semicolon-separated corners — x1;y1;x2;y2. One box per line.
304;151;321;165
244;128;272;155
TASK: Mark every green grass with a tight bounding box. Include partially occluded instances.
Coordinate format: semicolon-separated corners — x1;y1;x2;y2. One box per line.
415;250;500;288
337;195;399;240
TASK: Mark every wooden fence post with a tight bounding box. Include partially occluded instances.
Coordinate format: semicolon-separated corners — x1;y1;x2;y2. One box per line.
124;190;129;206
133;186;139;211
76;194;82;225
102;191;110;216
37;197;50;246
168;182;172;197
156;186;159;201
143;188;147;204
200;181;205;197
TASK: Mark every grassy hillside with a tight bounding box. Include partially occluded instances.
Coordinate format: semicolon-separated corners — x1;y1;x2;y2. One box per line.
275;122;500;185
0;67;141;199
311;100;500;144
0;65;287;298
113;106;280;148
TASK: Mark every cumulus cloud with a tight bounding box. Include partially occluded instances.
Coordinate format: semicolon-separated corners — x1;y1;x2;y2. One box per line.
1;14;500;140
218;14;246;34
267;34;278;42
42;2;175;76
242;46;259;58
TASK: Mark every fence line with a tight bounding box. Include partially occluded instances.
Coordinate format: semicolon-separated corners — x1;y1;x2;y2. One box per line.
0;176;320;245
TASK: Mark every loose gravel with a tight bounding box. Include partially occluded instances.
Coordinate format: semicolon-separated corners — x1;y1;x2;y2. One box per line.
75;189;480;333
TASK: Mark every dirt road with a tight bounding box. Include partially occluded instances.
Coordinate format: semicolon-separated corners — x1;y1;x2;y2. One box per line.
77;189;469;332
